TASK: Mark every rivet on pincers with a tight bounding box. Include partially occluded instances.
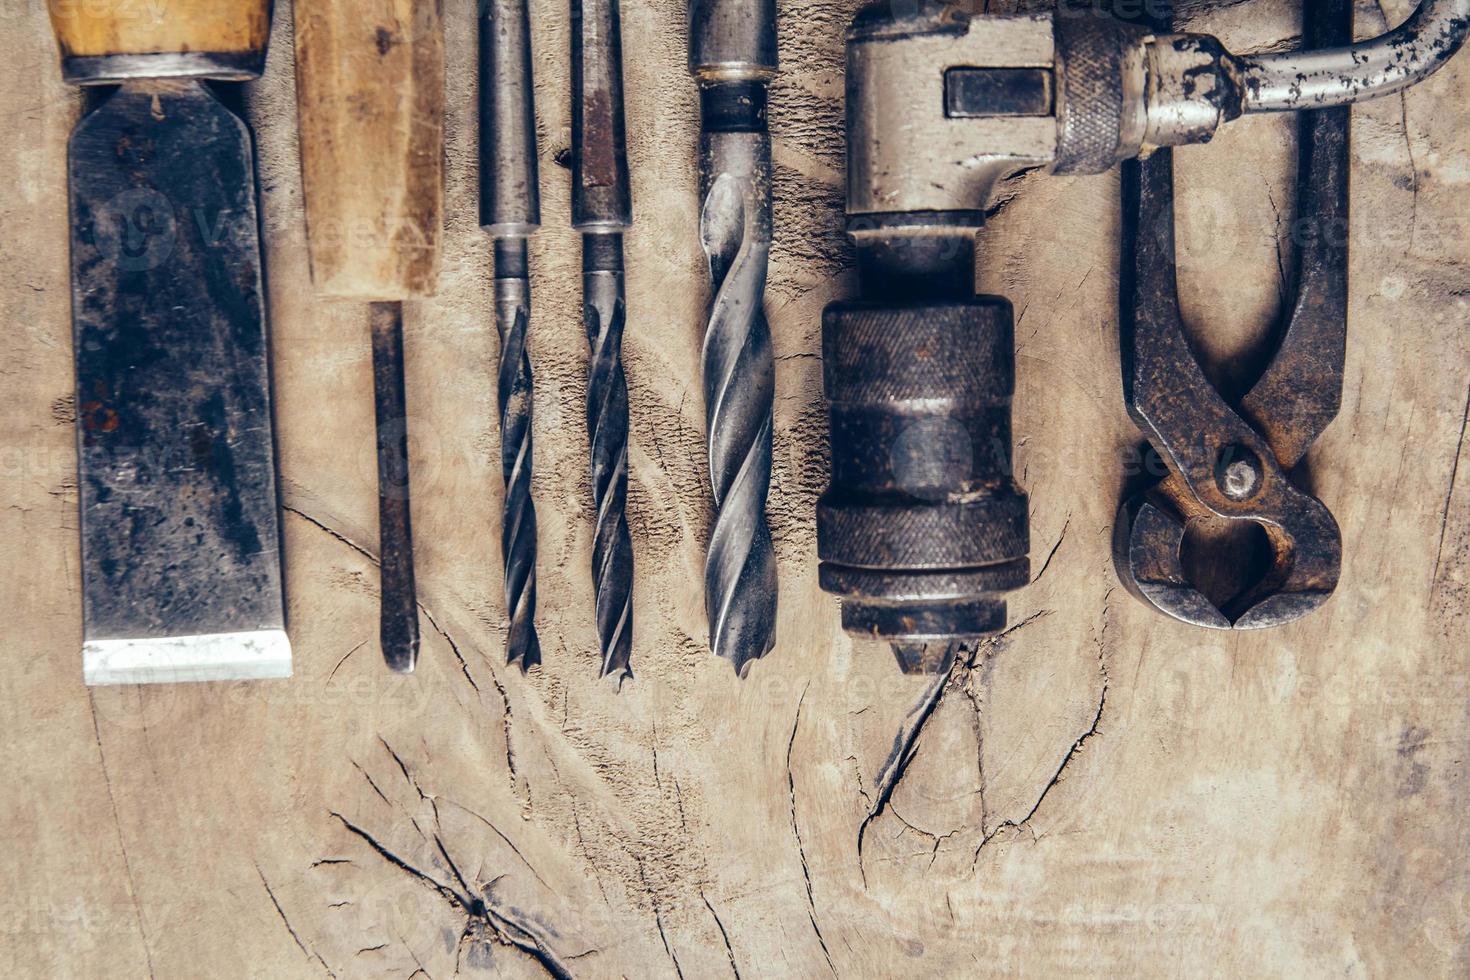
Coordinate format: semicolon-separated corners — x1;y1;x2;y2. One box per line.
1215;445;1263;501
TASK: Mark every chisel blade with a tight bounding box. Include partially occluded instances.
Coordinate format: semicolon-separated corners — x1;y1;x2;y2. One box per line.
68;79;289;685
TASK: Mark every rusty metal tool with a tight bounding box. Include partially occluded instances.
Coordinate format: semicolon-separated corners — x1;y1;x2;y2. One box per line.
818;5;1037;673
481;0;543;672
572;0;636;681
294;0;444;672
51;1;291;684
1113;0;1350;629
819;0;1469;670
688;0;780;676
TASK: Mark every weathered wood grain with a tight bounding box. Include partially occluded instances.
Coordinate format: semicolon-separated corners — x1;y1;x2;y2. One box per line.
294;0;443;299
4;0;1469;976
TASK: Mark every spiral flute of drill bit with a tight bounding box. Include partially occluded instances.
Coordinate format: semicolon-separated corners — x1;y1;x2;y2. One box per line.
573;0;635;680
481;0;543;669
690;0;780;674
581;234;633;679
492;241;542;670
698;150;777;673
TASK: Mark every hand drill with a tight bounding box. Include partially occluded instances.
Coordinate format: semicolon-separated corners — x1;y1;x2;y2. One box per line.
818;0;1470;672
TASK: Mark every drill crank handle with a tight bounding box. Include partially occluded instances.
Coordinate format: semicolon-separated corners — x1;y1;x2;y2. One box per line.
1240;0;1470;111
844;1;1470;223
1120;0;1468;151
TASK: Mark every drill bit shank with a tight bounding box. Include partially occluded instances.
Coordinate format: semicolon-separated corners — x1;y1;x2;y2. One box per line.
689;0;779;675
481;0;543;670
573;0;635;680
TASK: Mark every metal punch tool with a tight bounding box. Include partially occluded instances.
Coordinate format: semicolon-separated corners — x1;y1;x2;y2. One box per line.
1113;0;1352;630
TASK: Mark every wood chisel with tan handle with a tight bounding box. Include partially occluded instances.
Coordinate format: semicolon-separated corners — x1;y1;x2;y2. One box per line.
293;0;444;672
51;0;291;685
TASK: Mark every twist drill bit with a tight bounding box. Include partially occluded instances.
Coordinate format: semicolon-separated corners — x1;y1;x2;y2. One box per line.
572;0;635;680
481;0;543;670
689;0;779;675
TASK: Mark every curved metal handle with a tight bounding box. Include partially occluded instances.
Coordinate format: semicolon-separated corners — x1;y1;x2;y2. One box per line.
1240;0;1470;111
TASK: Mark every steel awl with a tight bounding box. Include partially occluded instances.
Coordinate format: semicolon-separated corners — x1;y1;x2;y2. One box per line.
294;0;444;672
51;1;291;685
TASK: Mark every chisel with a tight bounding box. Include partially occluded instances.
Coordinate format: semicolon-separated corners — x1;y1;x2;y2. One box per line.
293;0;444;672
51;1;291;685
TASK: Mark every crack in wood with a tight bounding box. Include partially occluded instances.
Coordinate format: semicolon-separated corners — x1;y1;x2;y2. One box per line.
786;685;839;977
379;736;421;797
439;796;553;891
328;812;573;979
1431;382;1470;602
284;505;378;566
653;908;686;980
571;807;613;907
636;856;685;980
970;679;1107;866
961;674;990;835
701;891;742;980
258;866;337;977
87;693;156;980
1032;515;1071;584
326;640;367;683
352;759;392;807
420;603;481;697
854;610;1053;885
284;504;520;786
855;665;952;887
971;609;1112;868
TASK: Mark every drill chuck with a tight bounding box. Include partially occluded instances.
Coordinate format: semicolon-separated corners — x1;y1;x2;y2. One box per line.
818;283;1030;666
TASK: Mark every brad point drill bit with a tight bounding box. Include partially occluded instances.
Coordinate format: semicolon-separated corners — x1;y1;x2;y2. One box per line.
572;0;635;680
689;0;779;675
481;0;543;671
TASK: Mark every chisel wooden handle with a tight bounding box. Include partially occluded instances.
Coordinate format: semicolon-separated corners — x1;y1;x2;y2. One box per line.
49;0;272;83
294;0;444;300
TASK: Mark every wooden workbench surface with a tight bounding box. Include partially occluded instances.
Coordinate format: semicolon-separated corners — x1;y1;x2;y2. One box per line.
3;0;1468;975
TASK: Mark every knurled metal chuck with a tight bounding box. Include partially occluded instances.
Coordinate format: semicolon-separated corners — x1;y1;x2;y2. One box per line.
818;295;1030;669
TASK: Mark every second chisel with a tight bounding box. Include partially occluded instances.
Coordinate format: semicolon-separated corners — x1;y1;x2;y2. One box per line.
294;0;445;672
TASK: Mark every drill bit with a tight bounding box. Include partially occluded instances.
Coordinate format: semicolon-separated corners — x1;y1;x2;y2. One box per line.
572;0;635;680
689;0;779;675
481;0;543;671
